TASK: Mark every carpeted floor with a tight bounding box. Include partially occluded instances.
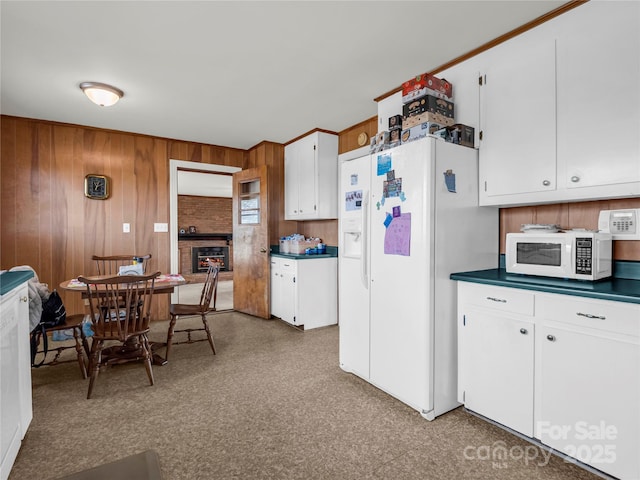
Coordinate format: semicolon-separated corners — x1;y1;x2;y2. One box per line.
176;280;233;311
10;312;601;480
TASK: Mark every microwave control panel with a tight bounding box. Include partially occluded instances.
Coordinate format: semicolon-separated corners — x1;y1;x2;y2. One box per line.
598;208;640;240
575;237;593;275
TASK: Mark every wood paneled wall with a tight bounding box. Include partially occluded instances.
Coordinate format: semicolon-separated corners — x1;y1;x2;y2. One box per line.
1;115;245;318
0;114;371;319
3;114;636;320
338;116;378;155
500;198;640;260
245;140;298;246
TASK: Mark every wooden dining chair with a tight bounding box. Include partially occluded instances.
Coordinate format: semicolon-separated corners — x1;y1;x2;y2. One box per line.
30;313;89;378
78;271;160;399
165;259;219;361
92;254;152;275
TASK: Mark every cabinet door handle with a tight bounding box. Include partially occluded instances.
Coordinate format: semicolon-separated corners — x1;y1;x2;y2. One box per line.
571;175;580;183
577;312;606;320
542;180;551;186
519;328;528;335
546;334;556;342
21;295;29;302
486;296;507;303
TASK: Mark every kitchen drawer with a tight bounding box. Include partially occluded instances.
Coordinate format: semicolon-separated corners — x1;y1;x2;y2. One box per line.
537;293;640;337
459;283;534;316
278;259;297;273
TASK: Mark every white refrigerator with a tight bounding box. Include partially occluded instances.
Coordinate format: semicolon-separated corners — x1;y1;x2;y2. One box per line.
338;136;498;420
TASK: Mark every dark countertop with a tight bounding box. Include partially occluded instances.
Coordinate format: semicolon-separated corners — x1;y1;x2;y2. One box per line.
271;252;338;260
450;268;640;305
0;270;34;296
270;245;338;260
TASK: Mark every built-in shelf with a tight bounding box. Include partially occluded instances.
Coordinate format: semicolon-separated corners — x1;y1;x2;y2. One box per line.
178;233;232;244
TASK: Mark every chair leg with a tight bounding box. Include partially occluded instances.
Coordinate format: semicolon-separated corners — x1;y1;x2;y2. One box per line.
165;314;178;361
87;340;103;399
72;327;88;379
202;315;216;355
141;334;154;386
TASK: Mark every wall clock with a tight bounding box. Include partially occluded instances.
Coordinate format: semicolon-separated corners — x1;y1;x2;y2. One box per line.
84;174;110;200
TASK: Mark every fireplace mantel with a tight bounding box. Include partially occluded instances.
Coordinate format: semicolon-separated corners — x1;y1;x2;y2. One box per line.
178;233;232;244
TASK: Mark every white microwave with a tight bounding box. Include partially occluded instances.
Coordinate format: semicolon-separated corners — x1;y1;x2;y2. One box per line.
505;231;613;281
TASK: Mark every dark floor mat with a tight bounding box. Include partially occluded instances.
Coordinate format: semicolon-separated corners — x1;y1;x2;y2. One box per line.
56;450;161;480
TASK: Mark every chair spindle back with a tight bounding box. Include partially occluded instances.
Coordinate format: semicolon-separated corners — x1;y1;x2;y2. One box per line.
79;272;160;342
92;254;152;275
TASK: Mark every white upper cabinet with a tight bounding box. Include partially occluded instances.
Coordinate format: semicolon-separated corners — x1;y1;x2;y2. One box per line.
479;33;557;199
284;131;338;220
557;2;640;191
377;91;402;133
476;2;640;206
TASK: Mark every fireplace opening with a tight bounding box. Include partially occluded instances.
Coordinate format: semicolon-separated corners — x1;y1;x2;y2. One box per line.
192;246;230;273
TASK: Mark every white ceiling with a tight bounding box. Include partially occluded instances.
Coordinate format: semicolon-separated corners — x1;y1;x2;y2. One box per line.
178;170;232;197
1;1;566;150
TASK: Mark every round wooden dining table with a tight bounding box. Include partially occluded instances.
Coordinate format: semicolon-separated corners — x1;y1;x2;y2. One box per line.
59;273;188;365
59;273;187;295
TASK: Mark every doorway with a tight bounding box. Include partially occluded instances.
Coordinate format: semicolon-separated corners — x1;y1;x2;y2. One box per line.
169;160;241;306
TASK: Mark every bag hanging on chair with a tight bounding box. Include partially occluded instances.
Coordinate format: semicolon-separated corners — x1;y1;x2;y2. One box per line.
30;290;67;367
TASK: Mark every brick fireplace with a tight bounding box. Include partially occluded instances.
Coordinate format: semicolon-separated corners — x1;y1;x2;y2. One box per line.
178;195;233;282
192;246;230;272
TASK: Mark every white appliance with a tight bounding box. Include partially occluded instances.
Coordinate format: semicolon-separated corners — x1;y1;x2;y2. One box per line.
505;231;613;280
338;137;499;420
598;208;640;240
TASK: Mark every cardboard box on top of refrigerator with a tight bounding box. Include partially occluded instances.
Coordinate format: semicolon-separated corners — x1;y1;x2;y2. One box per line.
403;95;454;120
370;130;391;153
388;114;403;131
450;124;475;148
400;122;444;144
433;124;475;148
402;73;453;103
402;111;455;130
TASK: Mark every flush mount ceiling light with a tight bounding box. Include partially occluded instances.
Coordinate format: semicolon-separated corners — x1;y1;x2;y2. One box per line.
79;82;124;107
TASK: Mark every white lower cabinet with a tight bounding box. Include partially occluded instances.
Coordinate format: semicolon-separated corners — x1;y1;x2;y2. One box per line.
1;280;32;480
536;294;640;480
458;284;535;437
459;306;535;437
457;282;640;480
270;256;337;330
270;257;296;325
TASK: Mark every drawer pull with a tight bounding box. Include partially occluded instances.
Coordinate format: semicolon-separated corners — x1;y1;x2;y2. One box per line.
520;328;528;335
577;312;606;320
21;296;29;303
546;334;556;342
486;296;507;303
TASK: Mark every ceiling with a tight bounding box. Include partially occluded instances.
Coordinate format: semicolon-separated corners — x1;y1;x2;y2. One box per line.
1;1;567;150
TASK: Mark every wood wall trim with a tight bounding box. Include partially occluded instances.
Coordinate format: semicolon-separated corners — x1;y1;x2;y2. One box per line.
338;115;377;136
0;114;248;154
283;128;339;146
246;139;283;151
374;0;588;103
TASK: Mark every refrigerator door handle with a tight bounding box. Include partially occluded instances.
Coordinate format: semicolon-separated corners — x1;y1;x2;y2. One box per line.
361;191;369;289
